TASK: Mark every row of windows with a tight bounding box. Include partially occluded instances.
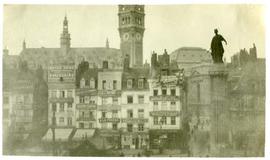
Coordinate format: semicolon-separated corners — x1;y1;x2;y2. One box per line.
51;103;73;112
55;117;73;125
80;78;95;89
153;89;176;96
153;116;176;125
101;109;144;118
127;95;144;104
100;123;145;132
79;122;94;129
15;95;32;104
79;111;94;118
102;80;118;90
121;16;142;25
127;79;145;89
153;101;176;106
50;90;73;98
153;105;177;111
79;96;96;104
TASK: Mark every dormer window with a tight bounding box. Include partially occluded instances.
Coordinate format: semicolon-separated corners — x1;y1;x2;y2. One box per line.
138;79;144;89
127;79;133;89
80;78;85;88
90;78;95;89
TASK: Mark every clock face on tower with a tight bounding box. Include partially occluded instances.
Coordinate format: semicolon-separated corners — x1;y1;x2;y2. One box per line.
123;33;129;41
136;33;141;41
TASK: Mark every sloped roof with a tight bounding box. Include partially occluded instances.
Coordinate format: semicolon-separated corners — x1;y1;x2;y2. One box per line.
170;47;212;63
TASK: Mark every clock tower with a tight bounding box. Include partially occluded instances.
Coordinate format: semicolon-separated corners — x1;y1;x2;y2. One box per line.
118;5;145;67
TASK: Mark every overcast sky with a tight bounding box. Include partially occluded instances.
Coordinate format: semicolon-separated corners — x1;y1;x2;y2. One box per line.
3;4;265;62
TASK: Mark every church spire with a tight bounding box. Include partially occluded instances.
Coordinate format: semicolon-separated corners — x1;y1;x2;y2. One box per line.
23;39;26;50
106;38;109;48
60;15;71;51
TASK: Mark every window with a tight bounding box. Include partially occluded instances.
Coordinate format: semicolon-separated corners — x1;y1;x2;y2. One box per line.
101;123;108;129
51;90;57;98
102;112;106;118
3;96;9;104
102;80;106;89
68;103;72;108
24;95;30;104
154;116;158;125
89;111;93;118
60;91;65;98
153;90;158;96
59;77;64;82
171;101;176;105
16;95;23;104
171;116;176;125
113;80;117;90
80;78;85;88
171;89;176;96
52;103;57;112
85;79;90;86
60;103;65;112
127;124;133;132
127;110;133;118
127;96;133;104
138;95;144;104
102;97;107;104
138;79;144;89
113;97;118;105
79;123;84;129
132;138;136;145
81;111;85;117
112;123;118;130
59;117;64;123
197;83;201;102
138;124;144;131
161;101;167;110
89;96;95;104
67;117;72;126
154;101;158;106
112;110;118;118
161;116;167;125
127;79;133;89
80;96;85;103
162;89;167;95
138;109;144;118
90;78;95;89
89;123;93;129
67;90;72;97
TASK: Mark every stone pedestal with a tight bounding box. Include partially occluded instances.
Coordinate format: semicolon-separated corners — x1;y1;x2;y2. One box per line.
208;64;228;155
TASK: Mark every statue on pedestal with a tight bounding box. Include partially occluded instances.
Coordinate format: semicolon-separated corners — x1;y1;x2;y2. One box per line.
210;29;227;63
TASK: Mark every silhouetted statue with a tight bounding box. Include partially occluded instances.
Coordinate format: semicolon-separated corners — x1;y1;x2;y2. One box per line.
210;29;227;63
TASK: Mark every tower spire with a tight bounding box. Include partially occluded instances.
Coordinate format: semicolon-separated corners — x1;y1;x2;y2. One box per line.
23;39;26;50
106;38;109;48
60;14;71;52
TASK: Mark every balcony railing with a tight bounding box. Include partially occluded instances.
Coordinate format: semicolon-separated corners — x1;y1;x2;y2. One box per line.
150;95;180;101
150;110;180;117
76;103;97;110
77;116;96;121
49;97;74;103
98;118;120;123
97;104;121;111
121;118;149;123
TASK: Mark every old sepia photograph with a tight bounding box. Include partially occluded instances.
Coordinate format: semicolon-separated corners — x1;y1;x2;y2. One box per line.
2;3;266;157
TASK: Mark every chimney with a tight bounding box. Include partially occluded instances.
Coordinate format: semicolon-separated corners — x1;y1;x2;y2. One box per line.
103;61;108;69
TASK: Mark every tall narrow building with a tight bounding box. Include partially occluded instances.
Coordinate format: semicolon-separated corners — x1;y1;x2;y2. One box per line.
118;5;145;68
